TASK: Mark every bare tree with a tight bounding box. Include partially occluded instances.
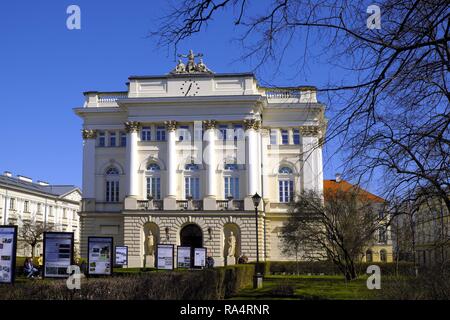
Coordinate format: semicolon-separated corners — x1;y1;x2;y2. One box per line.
281;189;384;280
19;221;53;259
151;0;450;217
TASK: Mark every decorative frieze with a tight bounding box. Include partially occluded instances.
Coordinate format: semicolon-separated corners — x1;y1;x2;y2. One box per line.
164;120;178;132
299;126;320;137
203;120;217;130
81;129;97;139
124;121;141;133
243;119;261;131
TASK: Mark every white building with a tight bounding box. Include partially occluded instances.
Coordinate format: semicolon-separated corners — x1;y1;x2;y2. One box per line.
74;52;326;267
0;171;81;257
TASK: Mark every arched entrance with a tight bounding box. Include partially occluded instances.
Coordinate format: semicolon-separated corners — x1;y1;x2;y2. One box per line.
180;224;203;248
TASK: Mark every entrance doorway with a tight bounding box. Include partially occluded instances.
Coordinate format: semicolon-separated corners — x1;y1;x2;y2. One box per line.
180;224;203;268
180;224;203;248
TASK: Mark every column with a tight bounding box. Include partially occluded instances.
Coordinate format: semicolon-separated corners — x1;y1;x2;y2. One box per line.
244;119;261;210
124;121;141;209
300;126;323;193
164;121;177;210
81;129;97;211
203;120;217;210
245;119;260;195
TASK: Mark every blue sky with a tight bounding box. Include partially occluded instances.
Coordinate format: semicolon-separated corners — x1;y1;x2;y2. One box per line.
0;1;353;191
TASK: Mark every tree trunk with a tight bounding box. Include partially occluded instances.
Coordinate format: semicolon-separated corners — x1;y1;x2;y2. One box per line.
31;244;35;259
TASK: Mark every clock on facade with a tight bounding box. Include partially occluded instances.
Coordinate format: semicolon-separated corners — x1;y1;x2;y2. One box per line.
180;79;200;96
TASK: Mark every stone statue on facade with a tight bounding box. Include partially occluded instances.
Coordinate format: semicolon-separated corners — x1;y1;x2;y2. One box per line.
170;50;214;74
227;231;236;257
145;231;155;256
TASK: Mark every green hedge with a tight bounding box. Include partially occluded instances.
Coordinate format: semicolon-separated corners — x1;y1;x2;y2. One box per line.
259;261;415;276
0;264;254;300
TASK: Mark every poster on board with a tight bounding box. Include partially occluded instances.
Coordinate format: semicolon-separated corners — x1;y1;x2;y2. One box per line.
115;246;128;266
0;226;17;284
88;237;113;276
194;247;207;268
177;246;191;268
43;232;74;278
156;244;174;270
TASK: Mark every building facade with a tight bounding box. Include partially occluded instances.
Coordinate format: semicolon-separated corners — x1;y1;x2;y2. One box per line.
0;171;81;257
74;53;326;267
324;178;394;263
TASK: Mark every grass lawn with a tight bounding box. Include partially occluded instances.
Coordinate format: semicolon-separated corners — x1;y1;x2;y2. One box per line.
230;275;379;300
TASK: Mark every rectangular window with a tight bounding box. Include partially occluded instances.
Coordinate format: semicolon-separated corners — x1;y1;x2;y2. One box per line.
9;198;15;210
146;177;161;200
233;124;244;141
224;177;239;199
106;181;120;202
219;125;228;141
63;208;67;219
279;180;294;203
178;125;190;142
156;126;166;141
141;127;151;141
270;129;278;145
379;228;387;243
293;129;300;145
110;132;116;147
49;206;53;216
281;130;289;145
185;177;200;200
24;201;29;212
120;132;126;147
37;203;42;213
98;131;105;147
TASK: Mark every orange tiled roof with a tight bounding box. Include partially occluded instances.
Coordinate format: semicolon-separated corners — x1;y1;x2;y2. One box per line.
323;179;385;203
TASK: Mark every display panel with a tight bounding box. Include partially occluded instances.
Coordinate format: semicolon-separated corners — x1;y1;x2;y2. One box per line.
177;246;191;268
0;226;17;284
115;246;128;266
43;232;74;278
88;237;113;275
156;244;174;270
193;247;207;268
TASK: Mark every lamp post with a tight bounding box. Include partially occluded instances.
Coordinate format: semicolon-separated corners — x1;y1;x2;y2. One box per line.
252;192;263;288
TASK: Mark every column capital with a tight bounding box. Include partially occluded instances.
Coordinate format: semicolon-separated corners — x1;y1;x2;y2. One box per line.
81;129;97;139
243;119;261;131
299;125;320;137
203;120;217;130
164;120;178;132
124;121;141;133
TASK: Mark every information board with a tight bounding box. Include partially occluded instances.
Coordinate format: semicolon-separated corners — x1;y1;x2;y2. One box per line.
194;247;207;268
88;237;113;275
115;246;128;266
177;246;191;268
0;226;17;284
156;244;174;270
43;232;74;278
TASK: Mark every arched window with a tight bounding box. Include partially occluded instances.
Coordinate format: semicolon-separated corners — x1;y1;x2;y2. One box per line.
184;163;200;199
380;249;387;262
224;163;240;199
278;166;294;203
366;249;373;263
105;167;120;202
146;163;161;199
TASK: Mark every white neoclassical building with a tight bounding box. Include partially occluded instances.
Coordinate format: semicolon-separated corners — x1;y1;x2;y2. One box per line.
74;52;326;267
0;171;81;256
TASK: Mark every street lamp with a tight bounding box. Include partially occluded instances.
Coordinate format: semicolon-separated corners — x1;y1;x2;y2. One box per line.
252;192;263;288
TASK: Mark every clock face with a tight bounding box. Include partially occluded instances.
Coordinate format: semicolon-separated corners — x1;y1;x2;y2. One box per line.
180;79;200;96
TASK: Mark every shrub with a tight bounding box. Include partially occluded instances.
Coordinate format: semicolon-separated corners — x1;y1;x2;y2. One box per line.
0;264;255;300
